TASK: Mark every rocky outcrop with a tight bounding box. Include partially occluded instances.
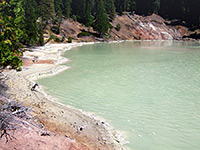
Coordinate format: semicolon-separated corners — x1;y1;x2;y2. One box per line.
56;13;192;42
183;29;200;40
59;19;96;42
111;13;187;40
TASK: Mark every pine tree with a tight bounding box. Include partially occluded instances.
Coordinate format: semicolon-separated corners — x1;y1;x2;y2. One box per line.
93;0;110;37
23;0;38;45
173;0;184;19
184;0;200;27
62;0;72;18
38;0;55;45
135;0;154;15
71;0;94;26
115;0;129;13
103;0;116;21
38;0;55;23
153;0;160;14
71;0;86;21
160;0;173;19
128;0;136;14
54;0;62;19
83;0;94;26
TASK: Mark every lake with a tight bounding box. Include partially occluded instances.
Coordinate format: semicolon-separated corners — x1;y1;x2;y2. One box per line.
38;41;200;150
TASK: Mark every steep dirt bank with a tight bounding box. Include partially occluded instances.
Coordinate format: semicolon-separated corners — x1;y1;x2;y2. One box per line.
57;13;191;42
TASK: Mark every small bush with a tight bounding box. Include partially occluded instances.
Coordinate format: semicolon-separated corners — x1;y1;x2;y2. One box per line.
115;24;121;31
77;32;92;38
54;36;61;42
61;36;65;42
68;37;72;43
50;34;54;39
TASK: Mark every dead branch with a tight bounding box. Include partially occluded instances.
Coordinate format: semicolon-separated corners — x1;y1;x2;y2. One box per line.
0;99;32;142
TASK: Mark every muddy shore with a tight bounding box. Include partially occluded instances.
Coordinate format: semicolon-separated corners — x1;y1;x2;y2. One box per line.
0;43;123;150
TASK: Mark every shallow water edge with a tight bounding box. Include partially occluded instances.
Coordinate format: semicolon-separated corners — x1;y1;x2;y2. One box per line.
23;41;126;149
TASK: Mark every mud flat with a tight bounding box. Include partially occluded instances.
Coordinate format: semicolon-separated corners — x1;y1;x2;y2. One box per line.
1;43;123;150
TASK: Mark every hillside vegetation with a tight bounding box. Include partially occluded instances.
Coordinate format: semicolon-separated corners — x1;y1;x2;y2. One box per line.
0;0;200;69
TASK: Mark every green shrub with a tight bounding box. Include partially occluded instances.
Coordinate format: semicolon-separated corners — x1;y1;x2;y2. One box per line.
68;37;72;43
77;32;92;38
54;36;61;42
10;56;23;70
61;36;65;42
50;34;55;39
115;24;121;31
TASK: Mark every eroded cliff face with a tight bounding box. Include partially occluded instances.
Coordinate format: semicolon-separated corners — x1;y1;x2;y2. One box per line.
57;13;190;42
111;13;187;40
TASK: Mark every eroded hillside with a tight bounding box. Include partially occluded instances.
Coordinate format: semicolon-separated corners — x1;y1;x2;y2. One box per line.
54;13;192;42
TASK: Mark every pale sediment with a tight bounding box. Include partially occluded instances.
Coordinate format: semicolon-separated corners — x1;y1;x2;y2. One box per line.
1;42;123;150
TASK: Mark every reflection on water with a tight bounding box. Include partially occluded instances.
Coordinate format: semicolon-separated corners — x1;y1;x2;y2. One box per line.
38;41;200;150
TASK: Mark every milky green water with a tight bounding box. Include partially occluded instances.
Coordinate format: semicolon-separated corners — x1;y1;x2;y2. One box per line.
38;41;200;150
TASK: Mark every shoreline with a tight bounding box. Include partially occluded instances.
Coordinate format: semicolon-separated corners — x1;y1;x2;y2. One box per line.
2;42;124;150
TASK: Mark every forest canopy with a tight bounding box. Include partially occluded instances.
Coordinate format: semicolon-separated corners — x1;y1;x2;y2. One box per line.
0;0;200;69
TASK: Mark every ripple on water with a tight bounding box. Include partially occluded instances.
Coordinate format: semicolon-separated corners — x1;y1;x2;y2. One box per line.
38;41;200;150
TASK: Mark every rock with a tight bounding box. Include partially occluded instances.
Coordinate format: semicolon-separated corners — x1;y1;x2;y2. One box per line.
111;13;187;40
146;13;165;24
183;31;200;40
41;132;50;136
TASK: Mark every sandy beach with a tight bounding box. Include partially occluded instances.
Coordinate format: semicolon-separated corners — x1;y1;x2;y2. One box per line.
0;43;123;150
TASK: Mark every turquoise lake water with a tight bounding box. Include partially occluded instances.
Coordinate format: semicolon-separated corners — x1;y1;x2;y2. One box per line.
38;41;200;150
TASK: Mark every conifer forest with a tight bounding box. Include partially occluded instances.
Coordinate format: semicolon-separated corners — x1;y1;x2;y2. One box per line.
0;0;200;69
